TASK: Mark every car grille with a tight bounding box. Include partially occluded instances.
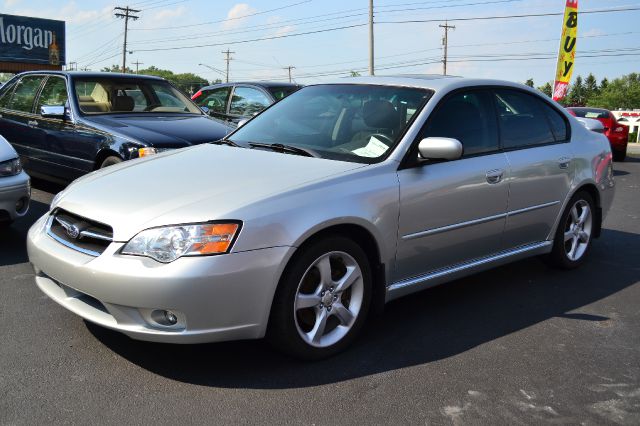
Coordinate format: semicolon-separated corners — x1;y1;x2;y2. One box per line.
46;209;113;256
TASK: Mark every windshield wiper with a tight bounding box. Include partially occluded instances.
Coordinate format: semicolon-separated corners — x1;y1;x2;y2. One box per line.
248;142;318;157
211;139;241;147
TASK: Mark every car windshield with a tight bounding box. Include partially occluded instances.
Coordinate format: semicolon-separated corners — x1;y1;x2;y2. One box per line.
73;77;201;115
570;108;610;119
268;85;301;100
229;84;432;163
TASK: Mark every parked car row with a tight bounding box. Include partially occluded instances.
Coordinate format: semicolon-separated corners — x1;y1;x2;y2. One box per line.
21;74;616;359
566;107;629;161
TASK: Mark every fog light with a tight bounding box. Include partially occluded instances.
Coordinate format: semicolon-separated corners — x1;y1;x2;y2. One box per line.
165;310;178;325
15;197;29;214
150;309;179;326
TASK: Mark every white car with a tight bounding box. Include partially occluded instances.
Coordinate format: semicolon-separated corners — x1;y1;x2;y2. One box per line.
0;135;30;226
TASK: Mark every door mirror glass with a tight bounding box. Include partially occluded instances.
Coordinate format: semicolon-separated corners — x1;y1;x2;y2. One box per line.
40;105;66;118
418;137;463;160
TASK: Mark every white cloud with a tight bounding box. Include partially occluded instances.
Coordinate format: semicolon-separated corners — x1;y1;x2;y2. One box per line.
150;6;186;22
222;3;257;29
4;0;21;7
273;25;295;38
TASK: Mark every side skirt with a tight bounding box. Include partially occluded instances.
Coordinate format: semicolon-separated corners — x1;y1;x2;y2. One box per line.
385;241;553;302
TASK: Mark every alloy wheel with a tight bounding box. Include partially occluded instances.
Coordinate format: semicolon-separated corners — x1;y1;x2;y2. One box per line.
293;251;364;348
563;199;592;261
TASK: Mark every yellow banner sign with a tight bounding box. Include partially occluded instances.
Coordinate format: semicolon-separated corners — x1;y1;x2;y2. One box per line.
553;0;578;101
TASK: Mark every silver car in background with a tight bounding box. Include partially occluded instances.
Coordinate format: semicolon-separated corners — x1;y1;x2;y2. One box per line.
0;135;30;227
27;76;615;359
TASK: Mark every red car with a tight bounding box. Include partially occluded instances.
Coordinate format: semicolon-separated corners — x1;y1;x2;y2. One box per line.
567;107;629;161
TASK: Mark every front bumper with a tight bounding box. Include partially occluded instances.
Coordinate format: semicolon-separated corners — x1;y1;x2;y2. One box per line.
0;171;30;221
27;213;294;343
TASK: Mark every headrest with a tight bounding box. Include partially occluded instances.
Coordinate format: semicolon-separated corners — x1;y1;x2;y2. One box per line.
363;100;399;129
113;95;134;112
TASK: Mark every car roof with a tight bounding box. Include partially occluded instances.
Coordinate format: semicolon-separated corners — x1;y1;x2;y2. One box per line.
200;81;301;90
14;71;166;81
319;74;537;93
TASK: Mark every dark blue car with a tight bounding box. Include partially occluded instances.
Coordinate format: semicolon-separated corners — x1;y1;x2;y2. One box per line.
0;71;233;183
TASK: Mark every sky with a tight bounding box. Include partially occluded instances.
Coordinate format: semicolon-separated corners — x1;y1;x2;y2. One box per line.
2;0;639;86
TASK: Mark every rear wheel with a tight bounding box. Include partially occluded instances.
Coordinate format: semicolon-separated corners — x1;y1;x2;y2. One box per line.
100;156;123;169
268;236;372;360
547;191;595;269
612;149;626;162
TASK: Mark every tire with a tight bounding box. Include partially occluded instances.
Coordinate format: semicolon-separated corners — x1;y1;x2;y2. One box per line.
547;191;596;269
612;149;626;162
267;235;373;360
100;156;123;168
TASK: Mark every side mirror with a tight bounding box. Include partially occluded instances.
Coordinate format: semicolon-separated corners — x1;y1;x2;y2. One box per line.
236;118;249;128
418;137;463;161
40;105;66;119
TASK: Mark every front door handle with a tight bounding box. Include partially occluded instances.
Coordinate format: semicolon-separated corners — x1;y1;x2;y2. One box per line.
28;120;39;128
486;168;505;184
558;157;571;169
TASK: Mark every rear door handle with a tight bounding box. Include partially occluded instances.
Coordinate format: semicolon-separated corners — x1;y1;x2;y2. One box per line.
558;157;571;169
28;120;39;128
486;168;505;184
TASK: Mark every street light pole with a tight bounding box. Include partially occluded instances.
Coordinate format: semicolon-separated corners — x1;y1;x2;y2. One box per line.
369;0;374;76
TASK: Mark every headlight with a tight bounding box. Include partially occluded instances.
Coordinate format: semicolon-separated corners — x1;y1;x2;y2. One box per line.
121;222;241;263
0;157;22;177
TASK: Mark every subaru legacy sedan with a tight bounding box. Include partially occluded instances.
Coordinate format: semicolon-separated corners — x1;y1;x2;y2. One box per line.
27;76;615;359
0;71;233;183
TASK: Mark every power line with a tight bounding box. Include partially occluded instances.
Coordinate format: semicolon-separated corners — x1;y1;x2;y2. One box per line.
114;6;141;73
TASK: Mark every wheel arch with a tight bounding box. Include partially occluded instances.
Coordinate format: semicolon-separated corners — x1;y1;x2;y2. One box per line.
551;181;603;240
93;149;123;170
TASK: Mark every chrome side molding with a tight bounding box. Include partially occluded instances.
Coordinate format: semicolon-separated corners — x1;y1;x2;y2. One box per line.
386;241;552;301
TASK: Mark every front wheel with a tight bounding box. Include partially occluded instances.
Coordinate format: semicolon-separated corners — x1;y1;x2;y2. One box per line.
547;191;595;269
268;236;372;360
100;156;123;169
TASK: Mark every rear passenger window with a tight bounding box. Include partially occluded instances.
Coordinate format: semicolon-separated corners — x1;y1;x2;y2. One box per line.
424;90;498;156
9;75;45;113
543;104;568;141
494;90;557;149
0;80;17;109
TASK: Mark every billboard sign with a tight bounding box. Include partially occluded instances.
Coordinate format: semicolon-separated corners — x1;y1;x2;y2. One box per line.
0;13;65;66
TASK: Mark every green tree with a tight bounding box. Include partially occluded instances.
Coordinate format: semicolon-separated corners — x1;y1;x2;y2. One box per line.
350;70;362;77
537;82;553;97
567;75;586;106
600;78;609;91
525;78;534;88
101;64;133;73
584;73;599;101
588;73;640;110
138;66;209;94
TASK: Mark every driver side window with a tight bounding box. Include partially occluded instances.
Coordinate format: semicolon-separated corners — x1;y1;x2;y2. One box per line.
423;90;499;157
36;77;69;114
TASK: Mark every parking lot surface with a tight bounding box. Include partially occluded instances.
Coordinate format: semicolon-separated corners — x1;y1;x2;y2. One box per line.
1;154;639;425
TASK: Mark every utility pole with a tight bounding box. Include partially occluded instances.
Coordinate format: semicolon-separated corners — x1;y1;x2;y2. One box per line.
368;0;374;76
284;66;295;83
132;60;143;74
439;21;455;75
115;6;140;73
222;49;235;83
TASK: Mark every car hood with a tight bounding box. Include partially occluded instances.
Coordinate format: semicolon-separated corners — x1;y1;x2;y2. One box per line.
84;114;234;147
54;144;366;241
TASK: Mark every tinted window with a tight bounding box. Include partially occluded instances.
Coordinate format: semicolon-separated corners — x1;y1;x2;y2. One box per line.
9;75;44;113
424;90;498;156
543;103;568;141
0;80;17;109
195;86;230;113
229;87;271;116
495;90;555;149
37;77;68;112
268;86;300;100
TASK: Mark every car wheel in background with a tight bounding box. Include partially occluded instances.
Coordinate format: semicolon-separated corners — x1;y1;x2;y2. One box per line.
268;236;372;360
548;191;595;269
613;149;626;162
100;156;123;168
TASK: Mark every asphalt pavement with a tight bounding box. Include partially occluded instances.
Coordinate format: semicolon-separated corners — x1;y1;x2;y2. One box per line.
1;152;639;425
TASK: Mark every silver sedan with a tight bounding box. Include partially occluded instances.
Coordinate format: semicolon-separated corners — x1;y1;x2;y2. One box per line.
0;135;30;227
27;76;615;359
